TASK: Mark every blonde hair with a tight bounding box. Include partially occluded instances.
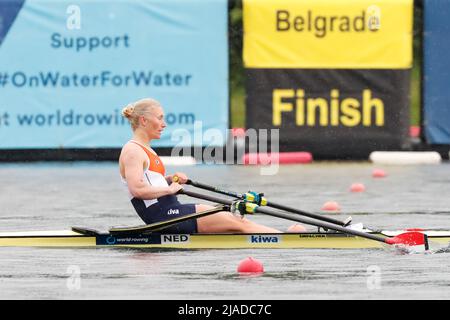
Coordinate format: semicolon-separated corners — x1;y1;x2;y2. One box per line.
121;98;162;130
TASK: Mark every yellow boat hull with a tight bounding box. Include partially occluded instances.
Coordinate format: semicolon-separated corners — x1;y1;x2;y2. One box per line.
0;229;449;249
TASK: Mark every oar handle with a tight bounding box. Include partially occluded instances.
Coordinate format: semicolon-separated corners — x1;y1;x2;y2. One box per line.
172;176;209;191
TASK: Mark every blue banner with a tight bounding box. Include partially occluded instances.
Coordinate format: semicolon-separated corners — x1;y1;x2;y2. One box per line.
0;0;228;148
423;0;450;144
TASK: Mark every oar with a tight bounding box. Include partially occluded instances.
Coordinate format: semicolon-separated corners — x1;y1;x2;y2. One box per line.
174;177;352;227
109;205;228;235
178;189;429;250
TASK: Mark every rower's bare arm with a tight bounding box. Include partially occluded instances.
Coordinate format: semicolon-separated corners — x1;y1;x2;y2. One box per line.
122;150;181;199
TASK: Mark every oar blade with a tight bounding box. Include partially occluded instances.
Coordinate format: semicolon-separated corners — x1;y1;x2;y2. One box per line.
385;231;429;250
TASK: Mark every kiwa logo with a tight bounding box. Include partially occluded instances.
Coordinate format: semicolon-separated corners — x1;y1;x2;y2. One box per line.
0;1;25;46
249;235;281;244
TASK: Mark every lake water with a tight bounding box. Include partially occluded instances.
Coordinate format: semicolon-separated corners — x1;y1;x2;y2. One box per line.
0;161;449;300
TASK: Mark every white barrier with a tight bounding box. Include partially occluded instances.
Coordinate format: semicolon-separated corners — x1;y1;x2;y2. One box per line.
369;151;442;165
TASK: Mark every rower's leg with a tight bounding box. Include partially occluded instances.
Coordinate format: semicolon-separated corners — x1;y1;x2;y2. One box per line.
195;204;282;233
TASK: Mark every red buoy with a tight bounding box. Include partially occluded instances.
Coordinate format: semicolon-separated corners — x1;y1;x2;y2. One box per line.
372;169;387;178
350;183;365;192
321;201;341;211
237;257;264;274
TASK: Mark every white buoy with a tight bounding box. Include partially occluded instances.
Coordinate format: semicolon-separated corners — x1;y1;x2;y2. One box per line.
369;151;442;165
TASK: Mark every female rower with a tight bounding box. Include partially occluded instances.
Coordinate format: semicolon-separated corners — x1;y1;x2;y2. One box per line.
119;98;283;234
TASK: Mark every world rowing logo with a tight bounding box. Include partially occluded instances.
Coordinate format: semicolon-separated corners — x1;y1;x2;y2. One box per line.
106;236;117;245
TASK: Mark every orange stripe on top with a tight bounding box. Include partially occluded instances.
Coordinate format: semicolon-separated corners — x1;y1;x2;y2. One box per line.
131;141;165;176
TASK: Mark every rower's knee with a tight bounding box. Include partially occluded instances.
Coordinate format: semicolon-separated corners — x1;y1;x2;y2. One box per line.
230;216;256;233
195;204;272;233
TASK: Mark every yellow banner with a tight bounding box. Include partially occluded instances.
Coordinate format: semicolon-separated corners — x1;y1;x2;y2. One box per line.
243;0;413;69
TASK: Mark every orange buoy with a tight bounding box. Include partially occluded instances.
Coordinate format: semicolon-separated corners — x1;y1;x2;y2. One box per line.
372;169;387;178
350;183;365;193
237;257;264;274
321;201;341;211
287;223;307;232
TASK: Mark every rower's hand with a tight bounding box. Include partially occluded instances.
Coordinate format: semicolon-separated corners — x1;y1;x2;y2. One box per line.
168;182;183;195
172;172;188;184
